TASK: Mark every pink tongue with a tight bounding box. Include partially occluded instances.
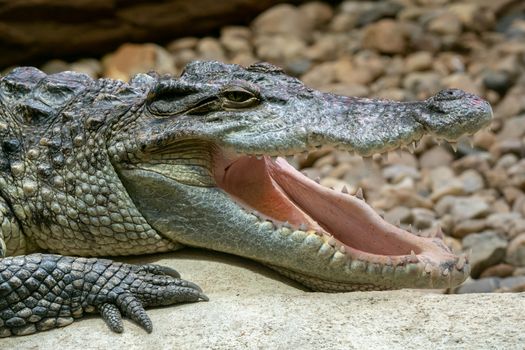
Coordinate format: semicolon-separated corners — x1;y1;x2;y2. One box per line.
267;158;421;256
216;156;321;229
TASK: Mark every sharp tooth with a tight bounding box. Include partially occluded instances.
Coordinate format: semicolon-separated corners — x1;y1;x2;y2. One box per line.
355;187;364;200
433;225;444;240
314;176;321;184
339;245;346;254
271;156;278;162
283;221;291;228
299;223;308;231
468;137;474;148
396;219;401;227
449;142;458;152
327;236;337;247
456;254;466;270
410;250;418;262
413;141;419;149
342;185;349;194
256;155;263;160
442;268;449;276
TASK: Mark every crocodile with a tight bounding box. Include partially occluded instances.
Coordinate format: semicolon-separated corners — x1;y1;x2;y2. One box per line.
0;61;492;337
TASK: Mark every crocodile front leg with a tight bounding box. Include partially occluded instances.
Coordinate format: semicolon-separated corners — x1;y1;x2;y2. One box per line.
0;254;207;337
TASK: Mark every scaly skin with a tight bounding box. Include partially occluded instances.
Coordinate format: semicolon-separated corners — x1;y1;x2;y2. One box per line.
0;61;492;336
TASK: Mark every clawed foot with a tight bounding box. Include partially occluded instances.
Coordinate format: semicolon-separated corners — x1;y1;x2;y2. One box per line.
98;263;208;333
0;254;207;337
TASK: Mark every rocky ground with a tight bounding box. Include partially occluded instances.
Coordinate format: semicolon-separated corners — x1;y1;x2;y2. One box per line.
16;0;525;293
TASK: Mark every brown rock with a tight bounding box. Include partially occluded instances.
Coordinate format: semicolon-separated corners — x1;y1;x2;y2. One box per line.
254;35;306;65
298;1;334;28
384;206;413;225
220;26;253;55
462;231;507;278
480;264;515;278
420;146;454;169
304;35;340;61
402;72;443;99
362;19;407;54
412;208;436;229
167;37;199;52
103;43;175;81
497;116;525;141
196;37;227;61
40;59;70;74
473;130;496;150
452;219;487;239
404;51;433;72
333;58;375;85
450;196;491;222
427;11;462;36
301;62;337;88
70;59;102;78
459;169;485;194
507;234;525;266
442;73;481;96
252;4;314;40
449;3;495;32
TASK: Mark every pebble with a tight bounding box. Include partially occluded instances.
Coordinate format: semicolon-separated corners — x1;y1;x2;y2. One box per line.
362;19;407;54
428;166;465;201
479;263;515;279
420;146;454;169
450;196;491;222
252;4;314;41
462;231;508;278
103;43;175;81
452;219;487;239
506;234;525;266
459;169;485;193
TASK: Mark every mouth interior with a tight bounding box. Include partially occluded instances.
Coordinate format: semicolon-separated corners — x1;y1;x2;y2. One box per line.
214;153;422;257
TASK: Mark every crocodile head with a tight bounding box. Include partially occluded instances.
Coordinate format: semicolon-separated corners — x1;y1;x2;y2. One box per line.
113;61;492;292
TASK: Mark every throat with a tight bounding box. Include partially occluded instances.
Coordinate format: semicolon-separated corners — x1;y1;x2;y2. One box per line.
138;139;216;186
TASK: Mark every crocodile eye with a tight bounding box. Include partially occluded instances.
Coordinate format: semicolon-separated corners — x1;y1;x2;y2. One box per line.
224;90;252;102
222;87;260;109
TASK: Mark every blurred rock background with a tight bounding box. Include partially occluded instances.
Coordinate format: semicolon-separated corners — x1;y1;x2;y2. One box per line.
4;0;525;293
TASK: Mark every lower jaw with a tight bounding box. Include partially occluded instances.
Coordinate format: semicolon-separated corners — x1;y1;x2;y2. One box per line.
210;153;469;290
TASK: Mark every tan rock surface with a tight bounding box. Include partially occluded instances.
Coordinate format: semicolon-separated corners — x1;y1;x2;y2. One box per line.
2;249;524;350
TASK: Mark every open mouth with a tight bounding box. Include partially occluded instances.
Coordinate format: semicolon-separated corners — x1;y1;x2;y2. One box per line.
213;150;460;268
